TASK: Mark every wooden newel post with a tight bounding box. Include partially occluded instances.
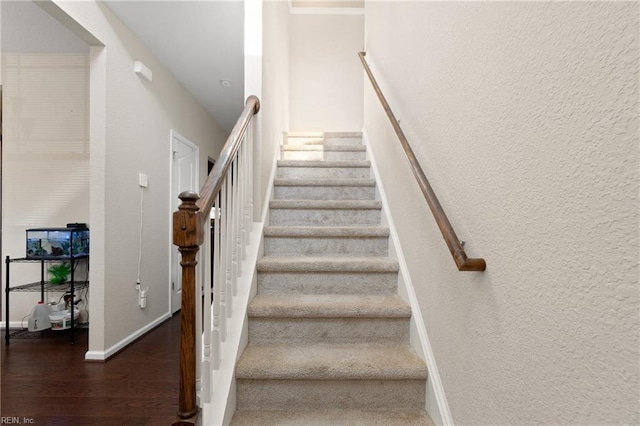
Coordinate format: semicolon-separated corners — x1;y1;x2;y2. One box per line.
173;191;204;419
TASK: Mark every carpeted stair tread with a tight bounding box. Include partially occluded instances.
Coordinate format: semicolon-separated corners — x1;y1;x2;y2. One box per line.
277;160;370;168
274;178;376;187
273;178;377;201
257;256;399;273
270;199;382;210
264;226;389;238
248;294;410;318
282;144;366;152
232;128;430;422
287;131;362;138
284;132;364;146
231;409;434;425
236;343;427;380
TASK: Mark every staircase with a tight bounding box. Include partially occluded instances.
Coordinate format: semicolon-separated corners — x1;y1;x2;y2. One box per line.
231;132;433;425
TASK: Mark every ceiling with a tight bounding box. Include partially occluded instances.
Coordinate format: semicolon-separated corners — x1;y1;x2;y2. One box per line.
3;0;363;134
103;1;245;132
1;0;89;54
92;1;364;132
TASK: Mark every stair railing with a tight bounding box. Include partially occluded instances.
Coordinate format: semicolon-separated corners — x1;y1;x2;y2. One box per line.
172;95;260;420
358;52;486;272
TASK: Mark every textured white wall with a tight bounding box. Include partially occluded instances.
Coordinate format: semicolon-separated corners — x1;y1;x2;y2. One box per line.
50;1;227;352
260;0;290;213
364;2;639;424
289;13;363;132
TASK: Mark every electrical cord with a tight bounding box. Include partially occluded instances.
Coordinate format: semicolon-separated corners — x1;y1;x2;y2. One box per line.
79;285;89;324
21;313;30;329
85;290;90;323
137;186;144;286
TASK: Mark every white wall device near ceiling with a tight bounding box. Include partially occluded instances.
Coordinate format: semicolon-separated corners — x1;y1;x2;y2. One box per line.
134;60;153;83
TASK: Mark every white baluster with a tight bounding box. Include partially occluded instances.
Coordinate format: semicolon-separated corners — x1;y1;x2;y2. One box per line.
212;193;221;370
220;179;228;341
231;158;239;284
201;197;213;402
236;151;244;276
201;358;210;403
234;155;242;295
240;135;248;260
227;167;234;318
195;235;203;400
248;121;254;232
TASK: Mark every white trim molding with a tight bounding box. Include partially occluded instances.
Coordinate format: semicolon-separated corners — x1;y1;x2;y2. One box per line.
84;313;171;361
168;129;200;316
1;321;28;330
363;130;454;426
288;0;364;15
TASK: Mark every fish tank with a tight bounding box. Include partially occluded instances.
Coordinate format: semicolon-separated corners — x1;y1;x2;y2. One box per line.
26;225;89;259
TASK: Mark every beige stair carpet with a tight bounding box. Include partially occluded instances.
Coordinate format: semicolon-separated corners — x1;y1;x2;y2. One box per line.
231;132;433;425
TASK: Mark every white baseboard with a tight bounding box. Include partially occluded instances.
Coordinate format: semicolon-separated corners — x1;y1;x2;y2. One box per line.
363;130;454;426
84;312;171;361
261;147;280;225
0;321;26;330
201;221;264;426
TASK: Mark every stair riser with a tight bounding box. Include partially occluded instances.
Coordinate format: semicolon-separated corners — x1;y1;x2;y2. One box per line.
231;410;433;425
281;150;366;161
286;137;363;146
269;209;381;227
248;318;409;344
233;130;429;422
257;272;398;295
273;185;376;200
236;379;426;411
264;236;388;257
278;167;370;179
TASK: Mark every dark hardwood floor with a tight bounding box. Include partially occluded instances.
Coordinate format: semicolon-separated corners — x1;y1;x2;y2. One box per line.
1;314;181;425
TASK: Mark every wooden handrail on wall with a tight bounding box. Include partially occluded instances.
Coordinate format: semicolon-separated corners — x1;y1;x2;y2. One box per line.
358;52;486;272
172;95;260;422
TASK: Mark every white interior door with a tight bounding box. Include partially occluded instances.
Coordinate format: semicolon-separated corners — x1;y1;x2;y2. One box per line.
171;131;199;314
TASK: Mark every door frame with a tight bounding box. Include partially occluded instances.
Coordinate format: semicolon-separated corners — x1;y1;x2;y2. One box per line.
169;129;199;315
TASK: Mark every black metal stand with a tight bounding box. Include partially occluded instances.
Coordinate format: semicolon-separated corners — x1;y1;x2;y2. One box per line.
4;255;88;345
